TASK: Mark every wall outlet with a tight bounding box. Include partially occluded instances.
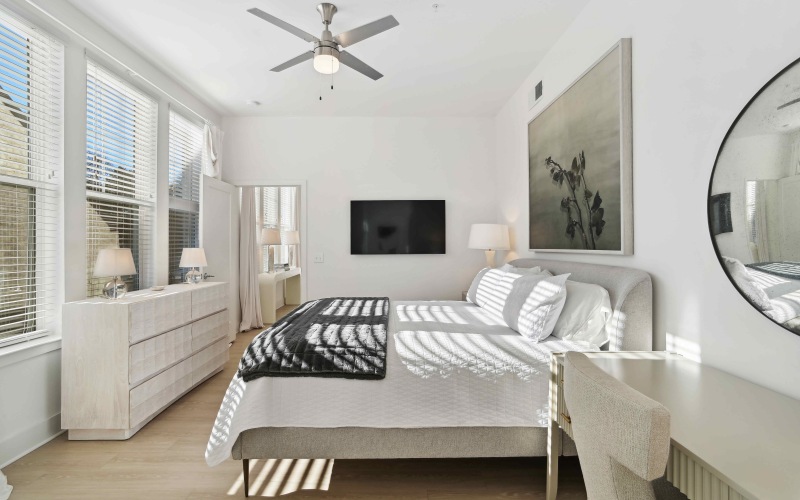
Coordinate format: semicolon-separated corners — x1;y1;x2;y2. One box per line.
313;253;325;263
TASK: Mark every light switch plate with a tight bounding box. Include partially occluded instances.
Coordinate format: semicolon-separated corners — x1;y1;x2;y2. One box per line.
313;253;324;263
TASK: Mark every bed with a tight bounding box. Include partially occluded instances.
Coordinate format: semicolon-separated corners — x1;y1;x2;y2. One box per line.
205;259;652;484
745;263;800;331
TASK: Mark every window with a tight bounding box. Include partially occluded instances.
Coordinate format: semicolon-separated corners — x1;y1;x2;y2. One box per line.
168;111;203;283
86;60;157;297
0;9;63;346
257;186;298;271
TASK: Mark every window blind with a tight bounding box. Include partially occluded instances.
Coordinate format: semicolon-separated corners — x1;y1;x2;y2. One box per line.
168;209;199;283
0;8;63;346
86;60;157;296
745;180;757;244
168;111;203;284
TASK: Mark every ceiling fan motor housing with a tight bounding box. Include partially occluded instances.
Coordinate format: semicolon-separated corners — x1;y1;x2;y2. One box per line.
314;30;340;74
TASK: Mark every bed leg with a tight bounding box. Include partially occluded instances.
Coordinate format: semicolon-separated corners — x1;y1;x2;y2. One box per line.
243;459;250;497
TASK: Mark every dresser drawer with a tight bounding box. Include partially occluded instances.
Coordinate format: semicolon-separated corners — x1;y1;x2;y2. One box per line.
192;337;229;384
191;310;228;352
191;284;227;320
129;325;192;386
129;357;193;428
129;291;192;343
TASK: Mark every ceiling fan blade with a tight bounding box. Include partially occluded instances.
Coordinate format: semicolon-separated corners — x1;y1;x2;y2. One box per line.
270;51;314;72
247;8;319;43
339;51;383;80
334;15;399;48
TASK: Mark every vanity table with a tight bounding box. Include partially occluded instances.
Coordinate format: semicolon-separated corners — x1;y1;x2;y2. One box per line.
548;352;800;500
258;268;301;323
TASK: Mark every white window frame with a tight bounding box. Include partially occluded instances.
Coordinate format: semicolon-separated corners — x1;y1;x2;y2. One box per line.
0;7;63;347
85;59;157;297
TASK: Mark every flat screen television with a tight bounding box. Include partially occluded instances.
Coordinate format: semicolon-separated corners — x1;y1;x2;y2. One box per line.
350;200;446;255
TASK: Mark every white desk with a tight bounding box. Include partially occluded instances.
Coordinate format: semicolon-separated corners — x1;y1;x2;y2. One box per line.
258;268;301;323
548;352;800;500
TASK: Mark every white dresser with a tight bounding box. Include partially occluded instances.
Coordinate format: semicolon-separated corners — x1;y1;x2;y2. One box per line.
61;282;230;440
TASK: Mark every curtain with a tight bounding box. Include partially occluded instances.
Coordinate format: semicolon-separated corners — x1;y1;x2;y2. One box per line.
0;469;11;500
753;181;771;262
203;123;224;179
239;187;263;331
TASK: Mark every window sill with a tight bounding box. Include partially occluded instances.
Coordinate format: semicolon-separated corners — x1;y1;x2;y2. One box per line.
0;334;61;370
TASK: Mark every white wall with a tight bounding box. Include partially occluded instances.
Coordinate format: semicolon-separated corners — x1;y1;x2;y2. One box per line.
224;117;495;300
494;0;800;398
0;0;222;467
712;133;792;262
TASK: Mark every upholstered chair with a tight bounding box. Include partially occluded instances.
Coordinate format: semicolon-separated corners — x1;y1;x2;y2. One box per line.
563;352;687;499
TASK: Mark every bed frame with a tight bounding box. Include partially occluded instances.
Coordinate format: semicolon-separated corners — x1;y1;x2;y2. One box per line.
233;259;653;496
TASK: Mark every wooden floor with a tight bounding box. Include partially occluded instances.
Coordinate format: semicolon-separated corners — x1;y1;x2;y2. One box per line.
4;305;588;499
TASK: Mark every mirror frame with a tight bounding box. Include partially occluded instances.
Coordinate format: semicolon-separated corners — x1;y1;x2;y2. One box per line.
707;55;800;337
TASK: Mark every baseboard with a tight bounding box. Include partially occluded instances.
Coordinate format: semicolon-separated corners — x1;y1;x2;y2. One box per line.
0;413;64;468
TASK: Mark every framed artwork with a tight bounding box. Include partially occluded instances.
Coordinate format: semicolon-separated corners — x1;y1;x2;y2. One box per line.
528;38;633;254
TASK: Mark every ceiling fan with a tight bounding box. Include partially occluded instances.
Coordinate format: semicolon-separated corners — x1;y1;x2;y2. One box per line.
247;3;399;80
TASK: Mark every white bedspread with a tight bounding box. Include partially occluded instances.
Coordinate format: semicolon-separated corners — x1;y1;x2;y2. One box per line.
205;300;597;466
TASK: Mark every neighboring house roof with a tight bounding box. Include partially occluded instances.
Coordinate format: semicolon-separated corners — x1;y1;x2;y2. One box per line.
0;83;29;128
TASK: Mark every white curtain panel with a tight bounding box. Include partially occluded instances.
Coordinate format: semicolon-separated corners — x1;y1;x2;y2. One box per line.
0;470;11;500
203;123;224;179
239;187;264;331
754;181;771;262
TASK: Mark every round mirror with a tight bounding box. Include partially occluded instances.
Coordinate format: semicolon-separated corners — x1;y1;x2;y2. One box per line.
709;57;800;336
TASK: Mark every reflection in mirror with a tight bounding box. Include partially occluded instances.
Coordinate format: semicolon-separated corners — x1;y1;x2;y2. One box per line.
709;57;800;336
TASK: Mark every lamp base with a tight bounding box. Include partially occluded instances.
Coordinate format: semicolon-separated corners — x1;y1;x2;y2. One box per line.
484;249;496;268
185;268;203;284
102;277;128;300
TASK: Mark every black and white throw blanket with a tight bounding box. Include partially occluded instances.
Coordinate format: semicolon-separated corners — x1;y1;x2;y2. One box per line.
746;261;800;281
238;297;389;382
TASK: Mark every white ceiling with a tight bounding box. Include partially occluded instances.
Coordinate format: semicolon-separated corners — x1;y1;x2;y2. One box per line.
730;61;800;138
65;0;590;117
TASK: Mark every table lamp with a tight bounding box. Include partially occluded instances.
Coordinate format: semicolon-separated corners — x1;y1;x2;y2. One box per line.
468;223;510;268
281;230;300;268
261;228;281;272
93;248;137;299
180;248;207;284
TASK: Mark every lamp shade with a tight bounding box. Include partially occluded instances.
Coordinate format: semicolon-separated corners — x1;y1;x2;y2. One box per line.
261;228;281;245
179;248;208;268
93;248;137;277
281;230;300;245
468;224;510;250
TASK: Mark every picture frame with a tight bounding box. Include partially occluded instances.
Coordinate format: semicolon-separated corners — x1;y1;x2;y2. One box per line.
527;38;633;255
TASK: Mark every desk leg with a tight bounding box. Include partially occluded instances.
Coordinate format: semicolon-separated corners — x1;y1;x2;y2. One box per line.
546;356;562;500
259;280;277;324
285;275;301;305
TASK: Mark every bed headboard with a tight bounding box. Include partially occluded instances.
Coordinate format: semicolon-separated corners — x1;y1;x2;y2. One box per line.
509;259;653;351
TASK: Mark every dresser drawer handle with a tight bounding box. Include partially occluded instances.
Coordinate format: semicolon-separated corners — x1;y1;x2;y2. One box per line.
560;412;571;424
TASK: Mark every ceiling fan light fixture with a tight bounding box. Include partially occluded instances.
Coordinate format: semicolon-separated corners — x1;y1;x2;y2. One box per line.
313;46;340;74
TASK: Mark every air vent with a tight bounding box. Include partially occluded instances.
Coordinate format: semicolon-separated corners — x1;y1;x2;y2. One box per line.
528;80;543;110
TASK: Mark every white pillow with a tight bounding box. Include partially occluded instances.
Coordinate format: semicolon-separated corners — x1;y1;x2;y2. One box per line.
552;281;612;347
503;273;570;342
722;256;773;312
466;268;490;304
472;268;521;320
467;266;546;305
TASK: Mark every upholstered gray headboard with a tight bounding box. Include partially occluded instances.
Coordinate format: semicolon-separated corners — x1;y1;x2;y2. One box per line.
509;259;653;351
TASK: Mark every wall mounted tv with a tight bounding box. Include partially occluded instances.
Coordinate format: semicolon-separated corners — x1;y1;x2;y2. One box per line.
350;200;446;255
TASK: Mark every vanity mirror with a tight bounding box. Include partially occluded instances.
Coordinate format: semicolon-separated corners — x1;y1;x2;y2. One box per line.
709;57;800;336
